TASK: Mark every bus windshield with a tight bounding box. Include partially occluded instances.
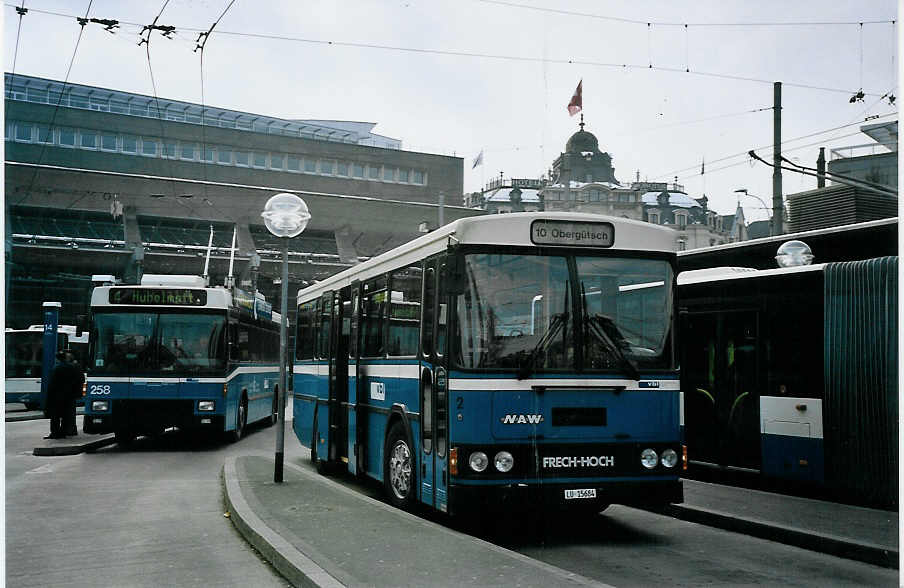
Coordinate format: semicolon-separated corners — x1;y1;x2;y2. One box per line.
6;331;46;378
453;253;673;372
90;312;227;376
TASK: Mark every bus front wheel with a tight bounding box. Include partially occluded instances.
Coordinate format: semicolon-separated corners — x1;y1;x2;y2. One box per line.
231;396;247;442
384;423;416;510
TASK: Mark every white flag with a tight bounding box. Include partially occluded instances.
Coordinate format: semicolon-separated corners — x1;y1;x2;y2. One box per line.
472;149;484;169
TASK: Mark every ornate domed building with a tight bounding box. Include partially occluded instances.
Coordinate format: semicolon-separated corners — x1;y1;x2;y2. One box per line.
551;117;618;186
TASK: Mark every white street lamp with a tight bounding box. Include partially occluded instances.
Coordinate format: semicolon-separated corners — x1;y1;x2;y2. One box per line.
262;193;311;483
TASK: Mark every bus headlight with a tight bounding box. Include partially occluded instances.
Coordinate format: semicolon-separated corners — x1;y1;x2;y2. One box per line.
660;448;678;468
494;451;514;473
469;451;489;473
198;400;216;412
91;400;109;412
641;448;658;469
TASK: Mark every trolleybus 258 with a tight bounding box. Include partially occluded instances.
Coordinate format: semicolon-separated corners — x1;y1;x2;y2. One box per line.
83;274;281;444
293;212;684;515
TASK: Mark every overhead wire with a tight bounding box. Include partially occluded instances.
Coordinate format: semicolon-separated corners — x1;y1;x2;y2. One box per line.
651;111;897;180
19;0;94;207
195;0;237;207
4;3;891;98
476;0;896;27
10;1;27;77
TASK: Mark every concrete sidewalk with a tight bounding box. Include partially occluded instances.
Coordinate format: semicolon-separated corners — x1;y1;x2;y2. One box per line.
223;455;610;588
657;479;898;569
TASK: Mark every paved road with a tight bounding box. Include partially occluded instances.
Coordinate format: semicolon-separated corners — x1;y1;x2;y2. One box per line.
8;409;897;587
5;413;294;588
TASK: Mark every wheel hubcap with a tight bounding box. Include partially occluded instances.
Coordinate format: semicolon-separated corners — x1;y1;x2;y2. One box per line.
389;440;411;499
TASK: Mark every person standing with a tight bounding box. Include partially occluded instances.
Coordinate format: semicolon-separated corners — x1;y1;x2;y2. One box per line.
44;351;68;439
64;351;84;436
44;350;82;439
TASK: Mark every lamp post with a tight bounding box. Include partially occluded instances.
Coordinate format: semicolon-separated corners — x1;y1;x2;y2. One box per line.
261;193;311;483
734;188;773;235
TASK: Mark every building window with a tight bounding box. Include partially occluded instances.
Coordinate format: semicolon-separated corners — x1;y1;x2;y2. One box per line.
218;147;233;164
90;97;109;111
180;142;196;160
15;123;32;142
122;135;138;153
101;133;117;151
287;155;300;171
59;127;76;147
270;153;284;170
162;141;176;158
80;130;97;149
235;150;249;167
37;125;54;144
675;213;687;227
337;162;349;176
352;163;365;178
368;165;380;180
649;212;660;224
110;100;129;114
27;87;48;103
142;137;157;156
398;168;409;182
412;170;424;184
589;189;600;202
130;102;149;117
320;160;334;175
202;145;215;162
383;167;395;181
303;158;316;173
253;151;267;168
70;93;89;109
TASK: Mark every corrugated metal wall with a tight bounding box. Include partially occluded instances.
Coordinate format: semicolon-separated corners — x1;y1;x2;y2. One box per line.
823;256;898;507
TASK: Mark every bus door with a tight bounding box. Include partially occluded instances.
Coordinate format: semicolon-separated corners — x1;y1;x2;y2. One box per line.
327;290;350;465
349;281;363;475
419;258;450;511
682;309;760;471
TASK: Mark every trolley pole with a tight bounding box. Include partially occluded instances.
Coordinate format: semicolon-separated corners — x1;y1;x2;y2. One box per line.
772;81;783;236
275;237;289;483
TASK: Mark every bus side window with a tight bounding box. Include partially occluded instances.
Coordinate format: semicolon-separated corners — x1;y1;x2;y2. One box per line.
361;276;387;358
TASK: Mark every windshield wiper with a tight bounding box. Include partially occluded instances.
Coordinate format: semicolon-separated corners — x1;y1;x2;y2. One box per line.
580;282;640;381
517;281;570;380
517;311;567;380
584;314;641;381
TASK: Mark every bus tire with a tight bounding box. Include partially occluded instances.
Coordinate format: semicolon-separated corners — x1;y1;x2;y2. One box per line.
24;402;39;411
114;430;134;446
231;395;247;442
268;391;278;427
384;422;416;510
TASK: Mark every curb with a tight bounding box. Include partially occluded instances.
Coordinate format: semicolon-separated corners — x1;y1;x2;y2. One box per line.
33;435;118;456
222;457;344;588
654;504;898;569
7;413;46;422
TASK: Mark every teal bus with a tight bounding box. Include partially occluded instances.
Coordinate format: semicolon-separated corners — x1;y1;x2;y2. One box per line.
293;212;684;514
83;274;281;444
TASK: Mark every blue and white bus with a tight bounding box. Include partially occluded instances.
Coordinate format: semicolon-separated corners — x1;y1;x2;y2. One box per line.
83;274;281;444
5;324;89;410
293;212;683;514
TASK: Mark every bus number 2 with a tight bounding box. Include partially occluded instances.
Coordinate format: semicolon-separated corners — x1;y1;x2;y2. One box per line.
456;396;463;410
90;385;111;395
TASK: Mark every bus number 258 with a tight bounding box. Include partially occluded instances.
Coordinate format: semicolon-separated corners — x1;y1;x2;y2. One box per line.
90;385;111;395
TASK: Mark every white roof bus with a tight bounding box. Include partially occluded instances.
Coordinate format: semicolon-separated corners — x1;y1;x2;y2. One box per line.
5;324;89;410
293;212;683;515
83;274;281;445
678;255;897;508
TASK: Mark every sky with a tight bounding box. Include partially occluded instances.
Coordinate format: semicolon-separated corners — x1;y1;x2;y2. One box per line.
3;0;899;222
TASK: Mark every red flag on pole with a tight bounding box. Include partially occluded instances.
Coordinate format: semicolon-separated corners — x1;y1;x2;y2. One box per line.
567;80;582;116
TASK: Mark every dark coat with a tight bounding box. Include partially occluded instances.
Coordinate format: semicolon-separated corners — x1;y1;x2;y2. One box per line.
46;361;82;414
